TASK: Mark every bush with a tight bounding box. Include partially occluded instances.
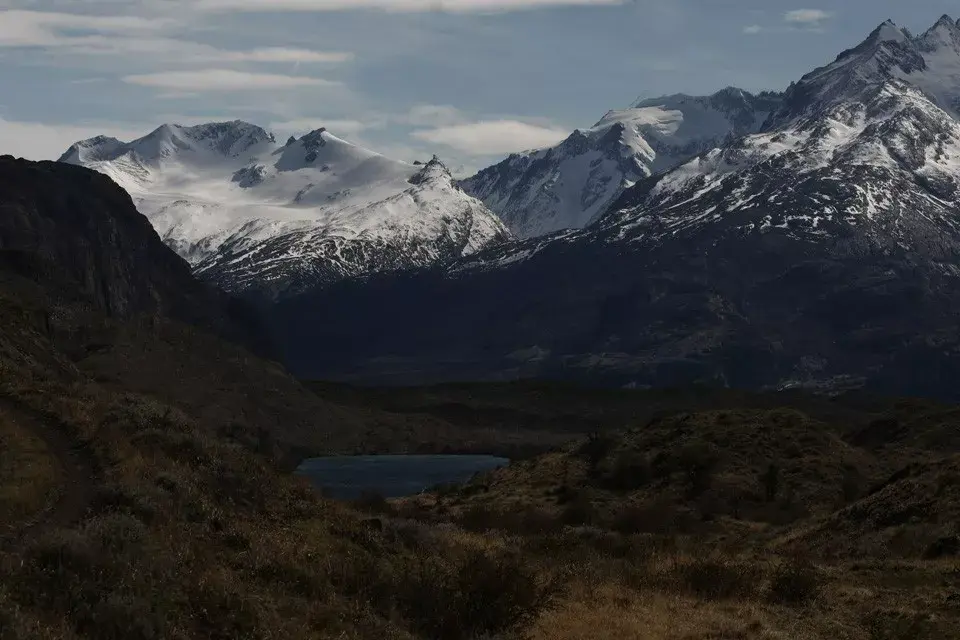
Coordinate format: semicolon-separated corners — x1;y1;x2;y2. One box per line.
677;442;721;498
600;451;652;492
352;490;390;514
675;558;759;600
559;495;596;527
457;504;501;532
89;484;162;524
609;501;687;535
768;557;822;605
578;432;616;469
395;549;561;640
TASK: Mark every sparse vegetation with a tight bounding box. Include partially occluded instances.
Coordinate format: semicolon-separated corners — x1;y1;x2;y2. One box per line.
3;254;960;638
767;556;822;605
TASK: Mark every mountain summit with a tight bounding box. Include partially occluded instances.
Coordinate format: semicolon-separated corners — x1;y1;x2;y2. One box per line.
61;122;509;299
770;15;960;125
461;88;781;238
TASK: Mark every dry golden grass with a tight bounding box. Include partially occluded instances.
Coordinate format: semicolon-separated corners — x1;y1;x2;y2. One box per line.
531;583;792;640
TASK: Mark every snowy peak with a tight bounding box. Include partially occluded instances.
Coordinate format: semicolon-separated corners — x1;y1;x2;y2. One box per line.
408;155;452;185
131;120;275;163
596;15;960;254
868;19;911;45
58;135;126;164
60;120;509;298
272;126;390;173
461;87;780;238
620;88;780;172
61;120;275;170
918;15;960;51
771;16;960;125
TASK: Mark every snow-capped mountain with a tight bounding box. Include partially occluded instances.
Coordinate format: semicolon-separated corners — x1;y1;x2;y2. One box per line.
60;121;510;298
460;88;781;238
276;16;960;402
606;15;960;243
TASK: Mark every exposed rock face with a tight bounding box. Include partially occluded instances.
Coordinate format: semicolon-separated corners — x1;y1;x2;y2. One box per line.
0;155;269;353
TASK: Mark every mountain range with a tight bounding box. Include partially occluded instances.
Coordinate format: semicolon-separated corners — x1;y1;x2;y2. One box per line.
460;88;782;238
272;15;960;400
60;123;509;299
53;14;960;400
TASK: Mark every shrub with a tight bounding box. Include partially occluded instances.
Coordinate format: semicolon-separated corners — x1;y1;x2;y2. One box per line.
609;500;686;535
84;514;147;556
675;557;760;600
395;549;561;640
457;504;501;532
841;464;864;504
865;611;942;640
600;451;652;492
503;507;559;535
559;494;596;527
677;442;720;498
352;490;389;514
578;432;616;469
768;557;822;606
89;484;161;524
74;593;170;640
923;535;960;559
761;462;780;503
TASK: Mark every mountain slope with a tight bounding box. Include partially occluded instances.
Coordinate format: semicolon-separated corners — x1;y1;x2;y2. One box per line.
60;123;510;299
460;88;781;238
0;154;268;353
275;16;960;401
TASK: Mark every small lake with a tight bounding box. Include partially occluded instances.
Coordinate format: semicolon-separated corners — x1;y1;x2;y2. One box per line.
295;454;509;500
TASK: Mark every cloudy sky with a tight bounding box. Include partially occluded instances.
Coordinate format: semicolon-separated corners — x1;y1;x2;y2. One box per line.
0;0;956;175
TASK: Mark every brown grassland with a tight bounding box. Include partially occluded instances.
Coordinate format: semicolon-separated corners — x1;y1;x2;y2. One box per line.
0;265;959;639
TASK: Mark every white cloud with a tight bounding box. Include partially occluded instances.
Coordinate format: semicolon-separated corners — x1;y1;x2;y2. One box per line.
0;10;353;68
0;9;164;47
742;24;763;35
411;120;568;155
193;0;625;13
215;47;354;63
122;69;339;91
0;117;145;161
400;104;466;127
783;9;831;25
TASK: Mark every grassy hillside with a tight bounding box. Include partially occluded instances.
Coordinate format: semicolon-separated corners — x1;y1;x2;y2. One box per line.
0;258;573;640
384;403;960;640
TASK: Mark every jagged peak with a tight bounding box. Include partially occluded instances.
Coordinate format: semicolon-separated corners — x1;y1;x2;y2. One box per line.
713;86;749;99
875;19;910;41
81;134;121;146
918;13;960;48
932;14;958;29
408;154;451;185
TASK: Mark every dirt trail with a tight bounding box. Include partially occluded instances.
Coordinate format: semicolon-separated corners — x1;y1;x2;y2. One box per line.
0;401;96;551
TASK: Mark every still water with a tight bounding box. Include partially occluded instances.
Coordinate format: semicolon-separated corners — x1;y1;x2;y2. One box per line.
295;454;509;500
